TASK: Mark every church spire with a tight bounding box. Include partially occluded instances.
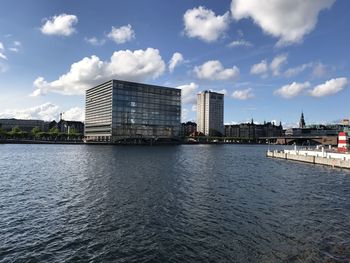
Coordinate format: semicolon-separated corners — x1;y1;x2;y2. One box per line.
299;111;305;128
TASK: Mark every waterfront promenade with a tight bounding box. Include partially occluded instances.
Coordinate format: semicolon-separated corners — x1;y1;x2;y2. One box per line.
267;148;350;169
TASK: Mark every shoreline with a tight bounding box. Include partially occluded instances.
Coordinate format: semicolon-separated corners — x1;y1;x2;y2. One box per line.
0;139;268;146
267;149;350;169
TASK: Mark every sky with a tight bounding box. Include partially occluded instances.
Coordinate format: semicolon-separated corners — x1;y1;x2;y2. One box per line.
0;0;349;128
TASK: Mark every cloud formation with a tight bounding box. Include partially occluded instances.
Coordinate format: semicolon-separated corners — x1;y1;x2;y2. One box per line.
41;14;78;36
274;78;348;99
85;37;106;46
62;107;85;121
107;24;135;44
0;42;7;60
231;0;335;46
176;82;198;105
31;48;166;96
232;88;254;100
250;54;287;77
250;60;268;75
284;63;313;78
309;77;348;97
274;82;311;98
227;39;253;48
0;103;59;121
168;52;184;73
270;54;288;76
0;103;84;122
9;41;22;52
194;60;239;80
183;6;230;42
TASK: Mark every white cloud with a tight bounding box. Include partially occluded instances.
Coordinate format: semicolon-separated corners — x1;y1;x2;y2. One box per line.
168;52;184;73
232;88;254;100
312;62;328;78
284;63;313;78
0;42;7;60
0;103;59;121
9;41;22;53
107;24;135;44
182;108;189;122
228;39;253;48
176;82;198;105
41;13;78;36
31;48;166;96
274;82;311;98
250;60;268;75
0;53;7;60
85;37;106;46
270;54;288;76
183;6;230;42
0;103;84;121
62;107;85;122
309;77;348;97
250;54;287;77
194;60;239;80
231;0;335;46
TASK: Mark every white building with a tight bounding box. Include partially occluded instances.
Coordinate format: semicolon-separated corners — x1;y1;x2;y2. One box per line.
196;90;224;136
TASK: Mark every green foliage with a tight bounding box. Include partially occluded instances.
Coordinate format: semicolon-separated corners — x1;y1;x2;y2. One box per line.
31;126;41;136
49;127;59;134
11;126;22;133
68;127;77;135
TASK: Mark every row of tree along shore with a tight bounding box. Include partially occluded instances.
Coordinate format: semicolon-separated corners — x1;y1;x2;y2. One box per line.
0;126;83;142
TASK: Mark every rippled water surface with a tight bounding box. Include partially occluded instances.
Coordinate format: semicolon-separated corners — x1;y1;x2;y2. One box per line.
1;144;350;262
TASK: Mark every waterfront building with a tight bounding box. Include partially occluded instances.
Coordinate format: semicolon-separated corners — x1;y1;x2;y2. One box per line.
285;124;349;137
0;118;49;132
85;80;181;142
224;121;283;140
50;120;84;134
196;90;224;136
285;113;350;137
181;121;197;137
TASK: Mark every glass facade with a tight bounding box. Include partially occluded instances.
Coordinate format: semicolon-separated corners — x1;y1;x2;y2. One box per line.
85;80;181;142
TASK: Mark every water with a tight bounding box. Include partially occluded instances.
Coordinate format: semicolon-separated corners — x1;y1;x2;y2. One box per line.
0;144;350;262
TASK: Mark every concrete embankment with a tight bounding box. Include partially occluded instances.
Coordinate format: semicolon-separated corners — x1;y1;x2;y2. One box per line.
267;150;350;169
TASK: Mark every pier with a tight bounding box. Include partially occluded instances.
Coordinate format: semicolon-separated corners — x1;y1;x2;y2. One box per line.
267;148;350;169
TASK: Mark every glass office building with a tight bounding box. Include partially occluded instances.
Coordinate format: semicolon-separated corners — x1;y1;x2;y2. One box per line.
85;80;181;142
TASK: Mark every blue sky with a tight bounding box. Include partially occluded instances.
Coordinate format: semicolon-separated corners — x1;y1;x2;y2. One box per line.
0;0;349;127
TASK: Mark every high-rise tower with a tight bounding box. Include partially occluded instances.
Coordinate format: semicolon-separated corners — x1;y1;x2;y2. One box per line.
196;90;224;136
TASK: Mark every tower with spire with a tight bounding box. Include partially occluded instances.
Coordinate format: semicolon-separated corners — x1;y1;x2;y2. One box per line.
299;111;306;128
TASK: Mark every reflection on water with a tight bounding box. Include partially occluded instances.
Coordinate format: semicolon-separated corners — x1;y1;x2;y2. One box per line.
0;144;349;262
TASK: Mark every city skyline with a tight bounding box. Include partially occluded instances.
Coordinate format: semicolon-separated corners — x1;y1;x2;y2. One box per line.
0;0;349;127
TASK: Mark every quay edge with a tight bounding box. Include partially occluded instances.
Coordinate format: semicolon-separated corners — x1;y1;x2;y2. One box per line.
267;150;350;169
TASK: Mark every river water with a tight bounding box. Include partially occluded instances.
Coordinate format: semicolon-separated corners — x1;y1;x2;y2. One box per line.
0;144;349;262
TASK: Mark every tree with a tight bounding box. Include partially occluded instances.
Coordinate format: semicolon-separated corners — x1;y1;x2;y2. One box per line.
11;126;22;133
68;127;77;135
49;127;59;140
31;126;42;139
31;126;41;136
